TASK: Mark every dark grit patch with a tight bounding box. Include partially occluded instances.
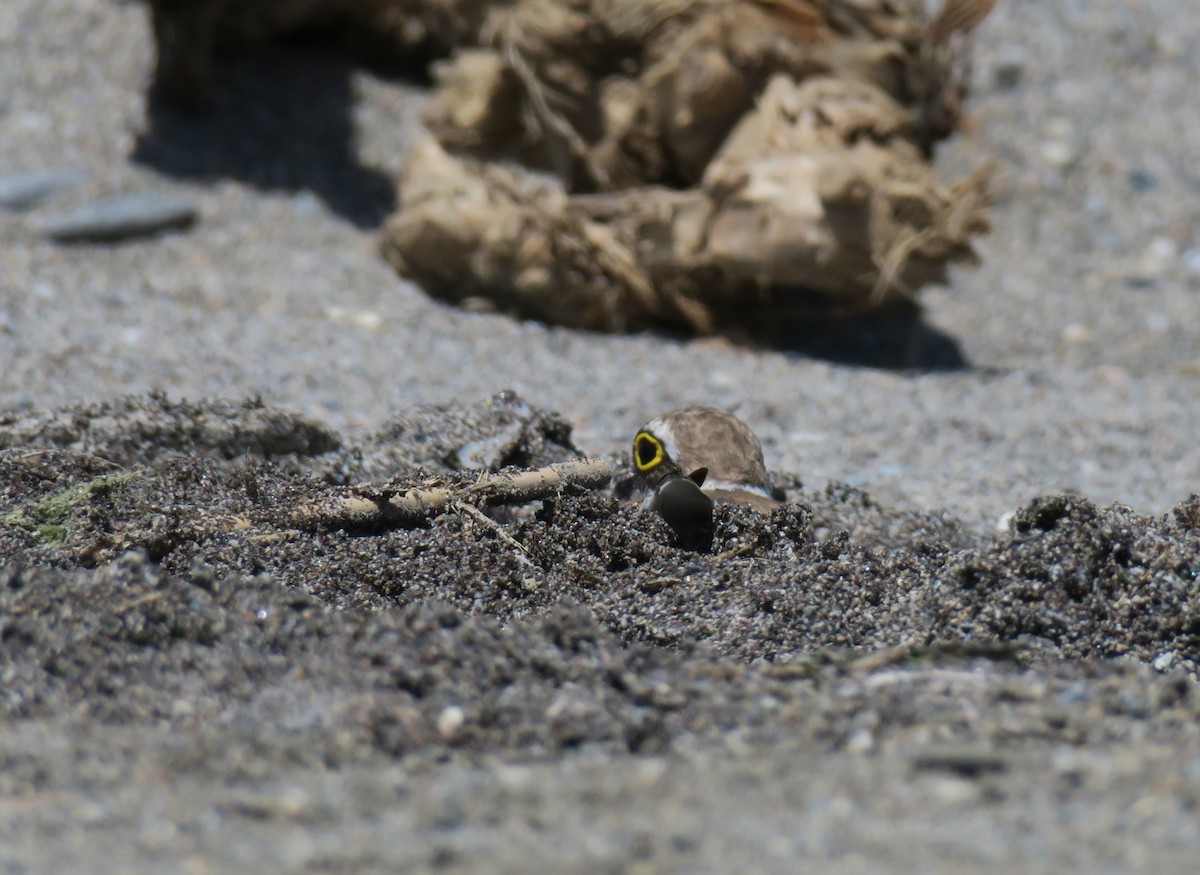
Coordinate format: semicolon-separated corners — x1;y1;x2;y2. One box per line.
1;394;1200;772
0;393;342;466
3;555;1200;780
2;396;1198;669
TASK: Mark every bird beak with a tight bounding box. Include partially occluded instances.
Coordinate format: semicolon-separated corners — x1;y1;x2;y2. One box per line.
649;471;715;549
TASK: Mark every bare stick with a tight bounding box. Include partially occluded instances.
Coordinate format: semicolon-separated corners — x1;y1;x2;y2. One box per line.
290;458;613;531
452;500;534;566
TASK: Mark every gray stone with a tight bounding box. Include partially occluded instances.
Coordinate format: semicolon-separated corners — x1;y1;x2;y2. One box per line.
42;192;198;243
991;44;1027;91
911;744;1010;778
0;170;85;211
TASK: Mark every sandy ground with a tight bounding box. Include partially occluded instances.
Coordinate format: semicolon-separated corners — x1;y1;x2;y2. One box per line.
2;0;1200;872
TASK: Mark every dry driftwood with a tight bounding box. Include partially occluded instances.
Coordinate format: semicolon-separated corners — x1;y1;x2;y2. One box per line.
143;0;997;334
381;139;683;332
424;0;991;189
382;111;990;333
384;0;997;334
290;457;613;530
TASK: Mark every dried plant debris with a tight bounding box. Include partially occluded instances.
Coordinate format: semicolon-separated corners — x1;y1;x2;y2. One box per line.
383;0;994;333
140;0;997;335
383;134;989;332
381;140;687;333
290;457;614;532
424;0;984;187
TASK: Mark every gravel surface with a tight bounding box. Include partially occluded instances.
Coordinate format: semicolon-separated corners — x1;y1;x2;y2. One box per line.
2;0;1200;872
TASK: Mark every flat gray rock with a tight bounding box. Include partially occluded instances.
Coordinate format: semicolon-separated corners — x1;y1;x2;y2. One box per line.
41;191;198;242
0;169;85;211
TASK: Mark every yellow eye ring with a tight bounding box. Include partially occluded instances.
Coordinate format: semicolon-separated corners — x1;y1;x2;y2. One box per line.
634;432;664;471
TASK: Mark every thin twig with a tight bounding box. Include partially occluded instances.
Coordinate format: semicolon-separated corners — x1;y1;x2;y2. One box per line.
499;27;613;190
452;500;534;566
115;591;164;614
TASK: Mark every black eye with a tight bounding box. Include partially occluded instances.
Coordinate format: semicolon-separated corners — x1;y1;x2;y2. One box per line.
634;433;663;470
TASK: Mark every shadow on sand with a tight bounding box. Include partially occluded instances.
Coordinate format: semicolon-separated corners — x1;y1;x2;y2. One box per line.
758;303;969;371
132;39;967;371
681;301;969;372
133;41;397;229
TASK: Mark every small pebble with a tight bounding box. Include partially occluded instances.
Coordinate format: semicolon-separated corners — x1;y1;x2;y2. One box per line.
352;310;383;331
1134;236;1178;278
291;191;322;217
436;705;465;741
845;726;874;754
0;169;85;211
926;775;982;804
453;418;526;469
1083;194;1108;217
1096;364;1131;385
1040;139;1075;169
1144;312;1171;334
1155;30;1185;60
991;44;1026;91
1127;169;1157;193
1061;323;1092;345
911;743;1009;778
707;370;737;390
42;191;198;243
1040;119;1077;168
